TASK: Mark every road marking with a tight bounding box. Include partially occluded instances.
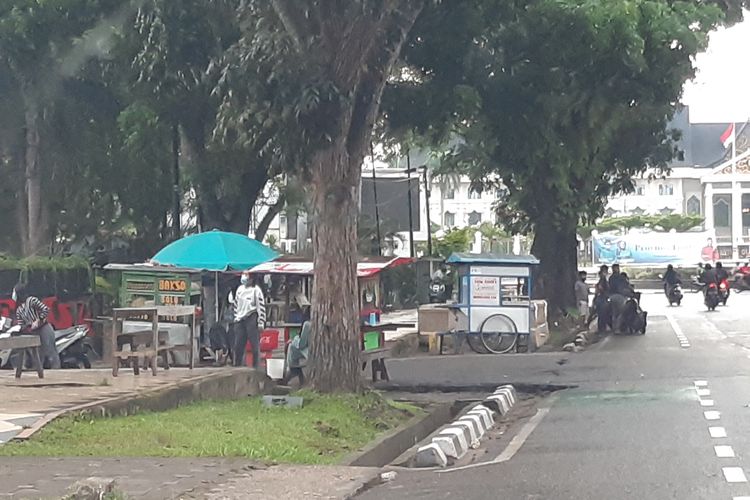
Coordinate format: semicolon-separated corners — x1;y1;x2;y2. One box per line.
732;497;750;500
709;427;727;438
696;388;711;397
723;467;747;483
695;380;709;387
715;445;735;458
438;395;558;473
704;411;721;420
667;315;690;348
700;399;715;407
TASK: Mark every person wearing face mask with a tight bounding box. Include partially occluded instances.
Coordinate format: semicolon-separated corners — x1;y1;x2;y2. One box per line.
229;273;266;368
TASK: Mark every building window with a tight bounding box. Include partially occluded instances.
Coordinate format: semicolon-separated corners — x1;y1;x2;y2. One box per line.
444;188;455;200
667;185;674;195
444;211;455;227
468;211;482;225
636;186;645;196
659;184;673;196
686;195;701;216
469;188;481;200
714;194;732;228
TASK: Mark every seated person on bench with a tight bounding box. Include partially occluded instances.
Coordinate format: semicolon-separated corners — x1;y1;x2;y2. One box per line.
283;320;310;385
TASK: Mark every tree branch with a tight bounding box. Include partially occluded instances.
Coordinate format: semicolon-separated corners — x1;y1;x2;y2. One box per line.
255;192;286;242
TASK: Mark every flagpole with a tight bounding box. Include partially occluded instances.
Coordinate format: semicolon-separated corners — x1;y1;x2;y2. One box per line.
732;122;737;175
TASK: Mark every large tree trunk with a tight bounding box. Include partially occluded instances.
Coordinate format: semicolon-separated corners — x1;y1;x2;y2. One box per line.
531;215;579;316
21;89;48;256
303;4;423;392
306;140;363;392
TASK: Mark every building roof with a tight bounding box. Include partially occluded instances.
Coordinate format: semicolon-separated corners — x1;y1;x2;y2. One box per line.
446;253;540;265
669;107;749;168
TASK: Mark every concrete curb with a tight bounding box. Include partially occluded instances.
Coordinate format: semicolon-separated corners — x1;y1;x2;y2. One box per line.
14;369;269;441
414;385;518;468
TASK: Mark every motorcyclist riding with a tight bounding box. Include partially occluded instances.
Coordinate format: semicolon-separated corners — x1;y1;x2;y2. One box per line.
663;264;681;292
700;263;718;289
716;261;729;281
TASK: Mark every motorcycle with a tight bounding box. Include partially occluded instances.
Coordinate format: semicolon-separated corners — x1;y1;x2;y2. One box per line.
0;317;93;369
429;278;448;303
718;278;730;306
705;283;721;311
666;283;683;306
55;325;94;368
731;272;750;293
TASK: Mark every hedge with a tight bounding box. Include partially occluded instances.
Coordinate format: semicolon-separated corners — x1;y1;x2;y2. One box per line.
0;256;92;300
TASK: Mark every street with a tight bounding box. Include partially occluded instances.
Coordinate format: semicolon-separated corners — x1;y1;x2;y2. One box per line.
361;289;750;499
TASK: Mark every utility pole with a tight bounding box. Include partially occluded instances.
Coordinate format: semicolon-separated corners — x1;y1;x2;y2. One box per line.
406;149;415;258
171;123;181;240
370;142;381;256
423;166;432;256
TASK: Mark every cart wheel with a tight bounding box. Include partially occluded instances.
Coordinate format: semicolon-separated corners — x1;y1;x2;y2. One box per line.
466;333;490;354
479;314;519;354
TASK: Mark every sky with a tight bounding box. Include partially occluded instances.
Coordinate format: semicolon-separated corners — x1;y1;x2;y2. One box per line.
682;12;750;124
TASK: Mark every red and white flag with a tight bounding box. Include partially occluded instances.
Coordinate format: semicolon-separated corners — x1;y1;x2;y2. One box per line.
720;123;735;148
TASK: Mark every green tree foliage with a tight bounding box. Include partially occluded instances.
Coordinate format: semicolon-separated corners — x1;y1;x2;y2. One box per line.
580;214;705;238
385;0;743;313
434;228;474;259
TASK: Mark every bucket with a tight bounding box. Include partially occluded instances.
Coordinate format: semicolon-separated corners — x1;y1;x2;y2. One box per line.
266;358;285;380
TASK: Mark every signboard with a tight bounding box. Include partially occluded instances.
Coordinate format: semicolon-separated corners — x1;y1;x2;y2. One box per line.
158;279;188;292
593;229;718;265
470;276;500;306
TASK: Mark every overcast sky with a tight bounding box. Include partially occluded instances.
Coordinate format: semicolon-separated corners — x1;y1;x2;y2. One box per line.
682;13;750;124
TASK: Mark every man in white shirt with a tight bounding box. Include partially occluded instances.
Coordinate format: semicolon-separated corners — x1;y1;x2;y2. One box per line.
230;272;266;368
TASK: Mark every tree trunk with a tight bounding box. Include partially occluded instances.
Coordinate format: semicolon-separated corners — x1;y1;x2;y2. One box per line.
531;215;579;316
307;140;363;392
21;89;48;256
254;193;285;242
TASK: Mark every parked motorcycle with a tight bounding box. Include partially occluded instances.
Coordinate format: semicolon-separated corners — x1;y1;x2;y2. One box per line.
0;317;93;369
429;279;447;303
705;283;721;311
666;283;683;306
718;278;730;306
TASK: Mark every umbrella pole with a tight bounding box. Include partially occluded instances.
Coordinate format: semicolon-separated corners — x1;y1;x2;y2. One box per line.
215;272;219;325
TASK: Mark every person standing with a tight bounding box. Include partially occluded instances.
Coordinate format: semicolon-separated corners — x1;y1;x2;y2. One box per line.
230;272;266;368
13;283;60;369
574;271;589;327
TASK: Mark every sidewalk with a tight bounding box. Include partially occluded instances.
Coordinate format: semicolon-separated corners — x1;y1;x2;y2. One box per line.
0;458;380;500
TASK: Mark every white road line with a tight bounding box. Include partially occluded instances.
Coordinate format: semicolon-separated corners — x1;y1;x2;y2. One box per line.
715;445;735;458
439;395;558;473
695;380;709;387
700;399;715;407
667;314;690;348
723;467;748;483
696;388;711;397
709;427;727;438
704;411;721;420
732;497;750;500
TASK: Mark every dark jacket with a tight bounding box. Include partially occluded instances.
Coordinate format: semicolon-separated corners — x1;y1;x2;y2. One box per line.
663;269;681;285
701;269;718;285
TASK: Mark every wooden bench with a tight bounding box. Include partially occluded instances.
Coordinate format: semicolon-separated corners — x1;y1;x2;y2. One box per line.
0;335;43;379
361;347;390;382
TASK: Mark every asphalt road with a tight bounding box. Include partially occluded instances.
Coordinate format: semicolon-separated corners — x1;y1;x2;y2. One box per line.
361;290;750;500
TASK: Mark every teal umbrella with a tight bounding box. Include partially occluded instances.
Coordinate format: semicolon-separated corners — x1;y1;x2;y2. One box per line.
151;230;278;271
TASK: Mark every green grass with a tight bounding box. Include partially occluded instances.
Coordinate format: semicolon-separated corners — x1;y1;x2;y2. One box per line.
0;392;422;464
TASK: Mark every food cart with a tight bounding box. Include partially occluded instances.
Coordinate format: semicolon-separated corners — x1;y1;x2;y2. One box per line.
443;253;539;354
247;256;414;366
100;264;202;364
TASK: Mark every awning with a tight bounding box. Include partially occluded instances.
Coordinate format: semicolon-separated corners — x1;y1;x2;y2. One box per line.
249;256;413;278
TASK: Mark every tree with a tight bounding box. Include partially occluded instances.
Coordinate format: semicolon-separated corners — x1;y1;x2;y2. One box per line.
434;228;474;259
385;0;742;313
0;0;127;256
214;1;424;391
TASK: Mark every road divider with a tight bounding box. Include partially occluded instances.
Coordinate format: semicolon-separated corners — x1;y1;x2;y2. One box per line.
413;385;518;468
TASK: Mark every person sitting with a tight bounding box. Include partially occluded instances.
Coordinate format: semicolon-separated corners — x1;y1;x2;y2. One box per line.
283;321;310;386
715;261;729;283
608;264;629;295
663;264;681;292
